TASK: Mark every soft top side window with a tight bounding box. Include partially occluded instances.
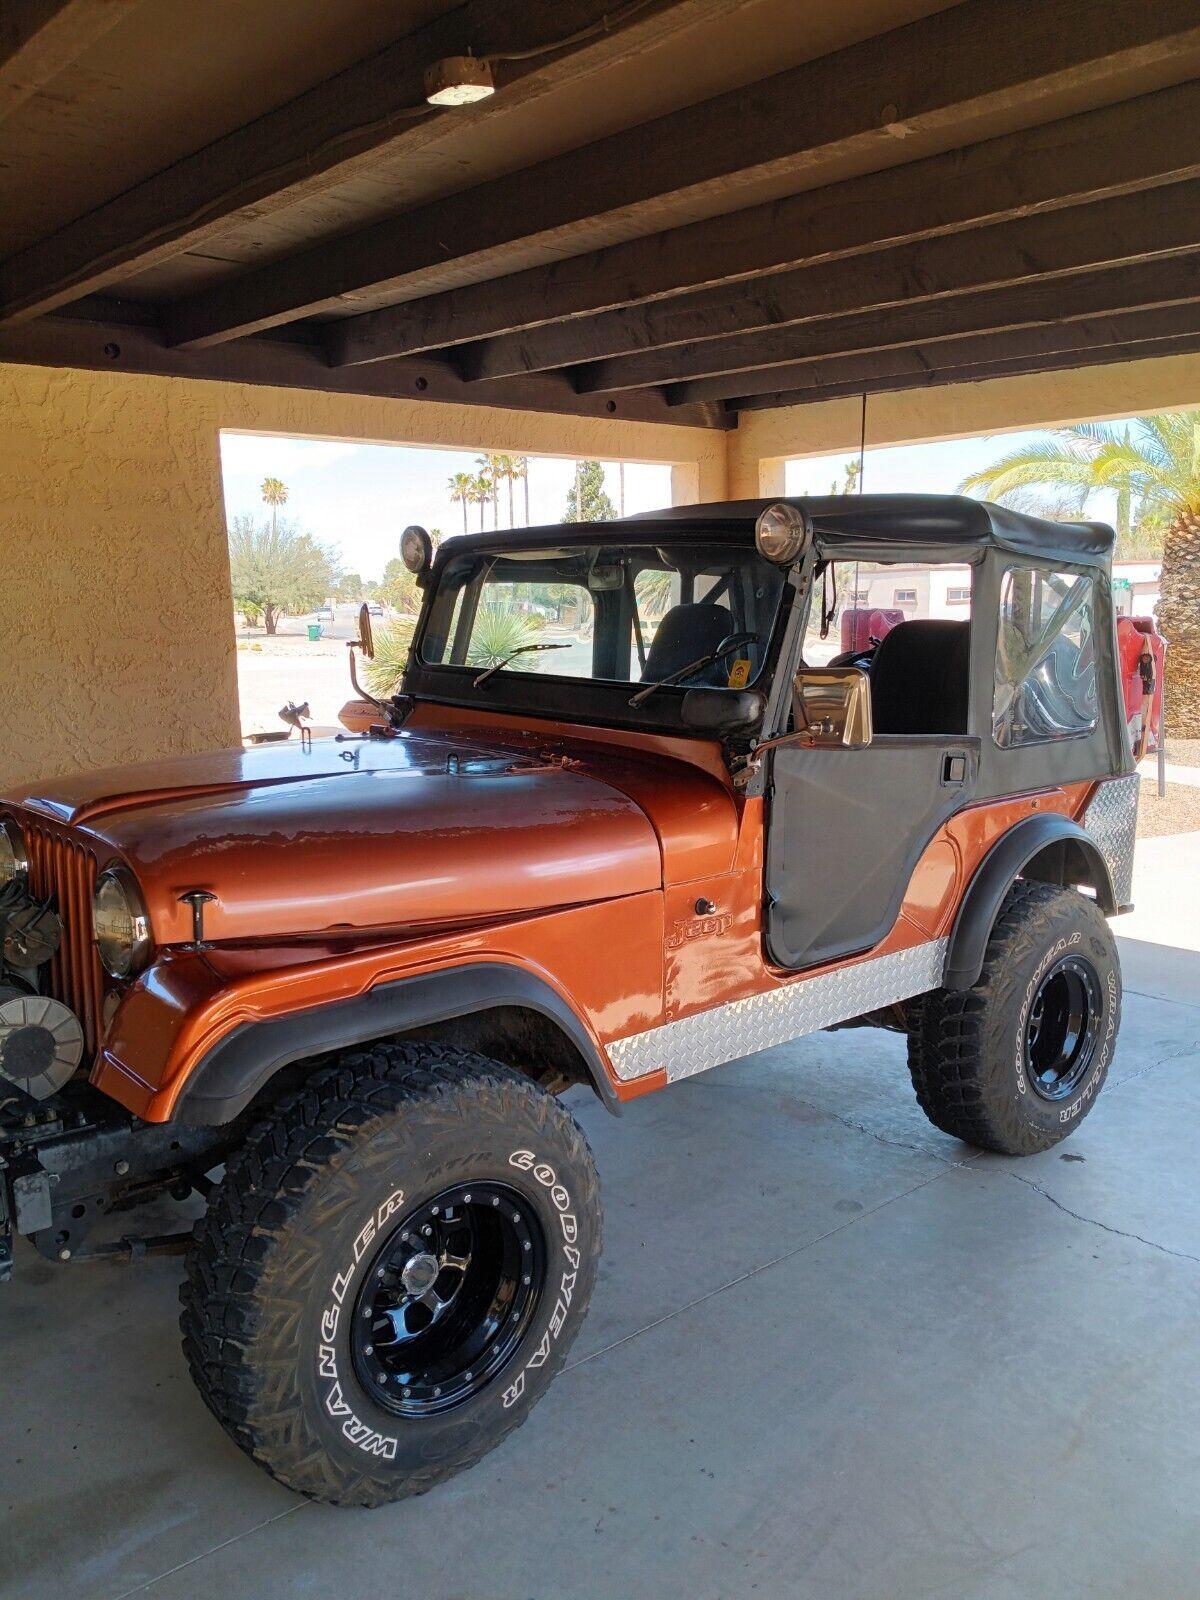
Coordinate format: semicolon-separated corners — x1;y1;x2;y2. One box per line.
993;567;1097;747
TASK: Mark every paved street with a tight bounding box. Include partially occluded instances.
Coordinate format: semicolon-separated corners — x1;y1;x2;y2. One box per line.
3;846;1198;1600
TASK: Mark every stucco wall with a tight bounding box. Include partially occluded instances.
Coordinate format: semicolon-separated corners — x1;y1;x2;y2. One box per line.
0;361;727;791
1;363;237;790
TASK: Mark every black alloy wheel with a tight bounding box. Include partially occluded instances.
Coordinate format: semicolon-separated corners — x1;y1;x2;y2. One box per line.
351;1182;546;1417
1024;954;1102;1103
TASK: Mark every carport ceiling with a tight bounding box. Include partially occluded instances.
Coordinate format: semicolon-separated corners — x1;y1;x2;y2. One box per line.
4;0;1200;429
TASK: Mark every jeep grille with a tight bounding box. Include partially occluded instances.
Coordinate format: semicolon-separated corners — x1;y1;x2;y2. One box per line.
24;822;104;1053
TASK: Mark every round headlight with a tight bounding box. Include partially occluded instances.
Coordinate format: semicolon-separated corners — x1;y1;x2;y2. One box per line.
400;524;432;576
755;501;813;565
92;866;152;978
0;818;28;887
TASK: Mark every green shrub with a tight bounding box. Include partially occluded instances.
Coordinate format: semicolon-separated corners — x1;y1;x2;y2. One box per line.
465;604;543;668
362;618;417;698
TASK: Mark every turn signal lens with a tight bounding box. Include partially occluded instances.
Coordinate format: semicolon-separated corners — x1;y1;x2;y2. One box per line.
92;867;152;978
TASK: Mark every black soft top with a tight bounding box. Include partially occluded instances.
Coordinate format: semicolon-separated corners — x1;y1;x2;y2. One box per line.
437;494;1114;570
628;495;1114;567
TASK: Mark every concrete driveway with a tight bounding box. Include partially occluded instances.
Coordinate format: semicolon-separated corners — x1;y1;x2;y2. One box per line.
4;856;1199;1599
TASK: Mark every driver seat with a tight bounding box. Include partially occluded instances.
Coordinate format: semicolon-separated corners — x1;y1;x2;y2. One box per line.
642;602;733;683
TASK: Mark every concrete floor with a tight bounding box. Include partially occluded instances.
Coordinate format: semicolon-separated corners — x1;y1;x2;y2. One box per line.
4;904;1199;1597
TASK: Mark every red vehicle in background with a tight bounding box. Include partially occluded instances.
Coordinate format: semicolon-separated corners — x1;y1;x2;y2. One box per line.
1117;616;1166;759
840;605;904;654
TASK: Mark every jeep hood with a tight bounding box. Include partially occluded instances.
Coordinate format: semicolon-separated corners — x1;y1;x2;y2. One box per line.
6;730;730;946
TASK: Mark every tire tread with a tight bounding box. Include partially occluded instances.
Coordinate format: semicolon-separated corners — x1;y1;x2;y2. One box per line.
908;882;1116;1156
180;1041;599;1507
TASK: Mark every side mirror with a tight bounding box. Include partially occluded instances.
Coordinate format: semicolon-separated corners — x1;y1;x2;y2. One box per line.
791;667;873;747
680;688;766;732
357;602;375;659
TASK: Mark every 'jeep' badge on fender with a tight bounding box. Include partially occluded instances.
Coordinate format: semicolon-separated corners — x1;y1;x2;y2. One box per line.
665;912;734;949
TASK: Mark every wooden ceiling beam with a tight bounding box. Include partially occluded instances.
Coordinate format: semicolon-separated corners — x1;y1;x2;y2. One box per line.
0;310;726;428
329;80;1200;368
0;0;139;121
464;179;1200;382
564;255;1200;400
727;317;1200;411
0;0;735;323
164;0;1200;348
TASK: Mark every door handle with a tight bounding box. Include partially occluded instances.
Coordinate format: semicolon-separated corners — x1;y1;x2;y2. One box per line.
941;752;968;786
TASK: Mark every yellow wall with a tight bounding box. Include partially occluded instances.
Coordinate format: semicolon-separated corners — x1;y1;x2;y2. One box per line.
0;361;726;790
1;363;237;790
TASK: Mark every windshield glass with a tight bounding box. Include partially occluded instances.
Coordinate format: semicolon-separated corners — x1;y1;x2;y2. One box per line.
419;539;787;691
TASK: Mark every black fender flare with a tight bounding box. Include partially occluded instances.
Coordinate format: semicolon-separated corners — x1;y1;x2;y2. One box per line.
173;961;619;1125
943;813;1116;991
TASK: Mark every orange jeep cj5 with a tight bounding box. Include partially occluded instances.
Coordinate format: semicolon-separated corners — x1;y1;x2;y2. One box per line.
0;497;1138;1505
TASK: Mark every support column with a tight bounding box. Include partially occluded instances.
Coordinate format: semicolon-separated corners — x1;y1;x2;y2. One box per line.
0;363;238;790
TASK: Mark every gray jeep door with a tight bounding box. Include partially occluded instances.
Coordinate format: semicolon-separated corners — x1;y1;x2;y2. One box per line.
764;736;980;970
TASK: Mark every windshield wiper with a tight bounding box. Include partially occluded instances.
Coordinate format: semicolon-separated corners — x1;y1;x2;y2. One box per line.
628;631;757;708
473;641;570;688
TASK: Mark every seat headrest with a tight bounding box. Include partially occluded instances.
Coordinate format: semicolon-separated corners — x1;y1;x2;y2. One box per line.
643;602;733;682
869;620;970;735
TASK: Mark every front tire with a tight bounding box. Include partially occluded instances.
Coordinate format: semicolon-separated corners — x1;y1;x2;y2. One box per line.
909;883;1121;1156
180;1043;601;1506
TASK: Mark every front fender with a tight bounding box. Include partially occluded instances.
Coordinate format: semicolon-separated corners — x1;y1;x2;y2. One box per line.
169;961;620;1124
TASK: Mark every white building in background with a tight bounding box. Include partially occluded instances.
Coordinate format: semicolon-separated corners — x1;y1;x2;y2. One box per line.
1108;562;1160;619
849;562;1161;621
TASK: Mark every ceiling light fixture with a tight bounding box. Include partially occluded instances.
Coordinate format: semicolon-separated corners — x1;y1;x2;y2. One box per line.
424;56;495;106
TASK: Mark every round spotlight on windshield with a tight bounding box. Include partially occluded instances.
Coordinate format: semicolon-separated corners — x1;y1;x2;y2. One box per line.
755;502;812;565
400;525;433;577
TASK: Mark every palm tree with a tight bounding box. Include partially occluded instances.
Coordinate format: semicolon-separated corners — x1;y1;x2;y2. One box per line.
466;472;491;531
476;454;506;528
960;412;1200;736
635;567;674;617
447;471;472;535
512;456;530;525
485;453;522;528
260;476;288;534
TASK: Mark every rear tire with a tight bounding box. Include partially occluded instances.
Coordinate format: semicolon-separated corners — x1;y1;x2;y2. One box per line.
180;1042;601;1507
909;883;1120;1155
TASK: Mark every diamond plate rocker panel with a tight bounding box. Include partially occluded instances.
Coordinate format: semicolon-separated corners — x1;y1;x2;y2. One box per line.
608;938;948;1084
1082;773;1139;906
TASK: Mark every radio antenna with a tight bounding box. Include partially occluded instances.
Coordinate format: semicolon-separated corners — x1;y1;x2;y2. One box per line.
858;392;867;492
851;392;867;648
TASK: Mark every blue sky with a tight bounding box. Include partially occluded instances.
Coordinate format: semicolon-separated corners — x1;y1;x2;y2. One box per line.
219;433;672;580
219;417;1138;581
785;427;1121;526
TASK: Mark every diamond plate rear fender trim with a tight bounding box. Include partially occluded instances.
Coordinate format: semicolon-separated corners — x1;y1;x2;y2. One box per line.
1081;774;1139;907
607;938;948;1084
